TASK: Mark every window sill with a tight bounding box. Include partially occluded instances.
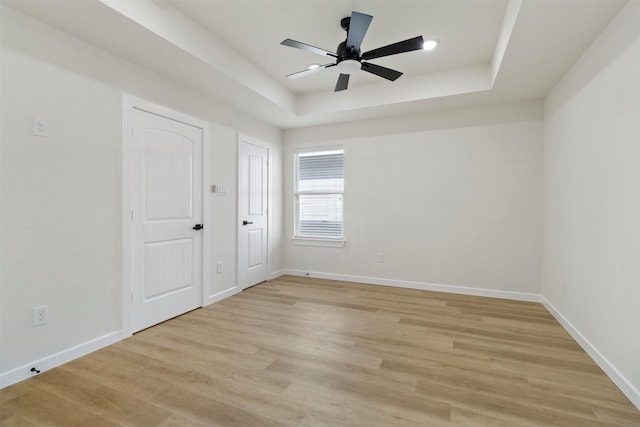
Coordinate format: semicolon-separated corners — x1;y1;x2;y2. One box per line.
291;237;346;248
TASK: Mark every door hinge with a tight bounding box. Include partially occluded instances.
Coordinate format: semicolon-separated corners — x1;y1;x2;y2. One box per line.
130;292;134;304
131;210;134;221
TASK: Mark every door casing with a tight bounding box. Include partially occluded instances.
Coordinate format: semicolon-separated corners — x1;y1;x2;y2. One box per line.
122;94;210;338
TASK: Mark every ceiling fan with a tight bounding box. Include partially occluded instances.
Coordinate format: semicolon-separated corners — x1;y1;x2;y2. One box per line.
281;11;424;92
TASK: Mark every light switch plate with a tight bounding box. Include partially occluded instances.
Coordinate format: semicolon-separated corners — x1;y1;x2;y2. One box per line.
32;117;48;137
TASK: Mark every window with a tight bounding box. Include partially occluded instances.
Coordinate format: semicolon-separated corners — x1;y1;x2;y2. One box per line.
294;148;344;240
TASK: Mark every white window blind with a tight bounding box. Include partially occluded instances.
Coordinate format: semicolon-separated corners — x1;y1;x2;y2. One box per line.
295;149;344;239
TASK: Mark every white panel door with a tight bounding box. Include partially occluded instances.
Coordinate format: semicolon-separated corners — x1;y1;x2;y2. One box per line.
238;137;269;289
132;108;203;332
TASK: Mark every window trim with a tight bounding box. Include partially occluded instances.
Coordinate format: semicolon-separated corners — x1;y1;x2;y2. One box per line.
291;237;346;248
293;146;345;244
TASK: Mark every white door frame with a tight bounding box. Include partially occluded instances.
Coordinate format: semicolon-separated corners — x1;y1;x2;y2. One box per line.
237;133;271;290
121;94;210;338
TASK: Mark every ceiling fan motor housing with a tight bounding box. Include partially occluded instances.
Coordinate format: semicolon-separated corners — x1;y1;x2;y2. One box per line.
336;40;362;74
337;41;361;62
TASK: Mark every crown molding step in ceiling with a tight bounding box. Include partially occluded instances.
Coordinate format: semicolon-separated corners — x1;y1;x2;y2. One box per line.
4;0;627;128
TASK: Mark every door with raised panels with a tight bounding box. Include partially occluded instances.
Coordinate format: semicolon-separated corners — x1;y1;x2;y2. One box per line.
238;136;269;290
132;108;203;332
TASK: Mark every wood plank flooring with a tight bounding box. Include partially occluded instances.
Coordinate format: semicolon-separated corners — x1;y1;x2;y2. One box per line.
2;275;639;426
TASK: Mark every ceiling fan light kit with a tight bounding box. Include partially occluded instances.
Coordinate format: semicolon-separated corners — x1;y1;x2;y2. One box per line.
336;59;361;74
281;11;425;92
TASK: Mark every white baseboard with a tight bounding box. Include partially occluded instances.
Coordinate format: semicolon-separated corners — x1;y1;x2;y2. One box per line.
0;330;122;389
543;298;640;410
5;275;635;412
270;269;284;280
207;286;239;305
2;287;240;390
280;269;638;410
281;269;541;302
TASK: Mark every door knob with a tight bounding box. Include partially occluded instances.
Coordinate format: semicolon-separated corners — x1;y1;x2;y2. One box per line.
242;220;253;226
193;224;204;230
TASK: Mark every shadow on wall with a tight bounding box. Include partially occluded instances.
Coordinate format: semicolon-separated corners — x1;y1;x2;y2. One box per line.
545;2;640;115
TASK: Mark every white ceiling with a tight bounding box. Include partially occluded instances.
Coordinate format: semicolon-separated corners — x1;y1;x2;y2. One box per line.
167;0;508;95
4;0;627;129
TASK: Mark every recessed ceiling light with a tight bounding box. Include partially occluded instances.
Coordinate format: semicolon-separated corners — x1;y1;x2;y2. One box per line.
308;64;321;70
423;40;438;50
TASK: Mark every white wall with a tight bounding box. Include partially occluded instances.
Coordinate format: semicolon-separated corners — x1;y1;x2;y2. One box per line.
543;0;640;405
0;7;283;377
4;0;639;409
284;101;543;297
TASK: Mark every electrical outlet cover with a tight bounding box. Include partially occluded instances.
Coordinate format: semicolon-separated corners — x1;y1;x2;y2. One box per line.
32;305;49;326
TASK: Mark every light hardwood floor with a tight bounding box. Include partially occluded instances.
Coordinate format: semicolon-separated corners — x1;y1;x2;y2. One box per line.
2;275;639;426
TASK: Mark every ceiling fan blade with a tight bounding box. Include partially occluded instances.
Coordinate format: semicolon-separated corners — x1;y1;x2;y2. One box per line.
335;73;350;92
362;36;424;60
346;12;373;51
281;39;337;58
286;63;336;79
360;62;403;81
